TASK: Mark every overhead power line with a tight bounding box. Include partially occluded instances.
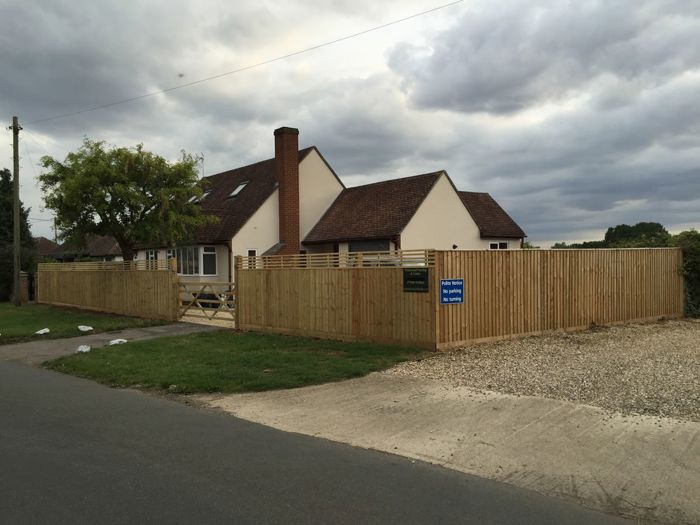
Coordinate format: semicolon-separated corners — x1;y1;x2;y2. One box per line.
26;0;463;125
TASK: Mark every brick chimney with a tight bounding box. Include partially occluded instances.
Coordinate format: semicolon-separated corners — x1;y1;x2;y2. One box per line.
274;126;300;254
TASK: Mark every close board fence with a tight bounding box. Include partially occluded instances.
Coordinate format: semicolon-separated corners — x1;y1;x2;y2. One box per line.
235;248;684;349
36;260;179;321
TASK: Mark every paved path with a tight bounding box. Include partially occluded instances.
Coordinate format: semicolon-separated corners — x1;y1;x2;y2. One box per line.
0;362;627;524
199;373;700;524
0;322;216;364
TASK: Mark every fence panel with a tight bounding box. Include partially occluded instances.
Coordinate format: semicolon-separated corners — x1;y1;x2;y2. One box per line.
435;248;684;348
237;266;436;347
37;262;179;321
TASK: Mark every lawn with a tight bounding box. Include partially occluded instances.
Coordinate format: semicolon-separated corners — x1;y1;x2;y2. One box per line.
0;302;165;345
46;331;426;393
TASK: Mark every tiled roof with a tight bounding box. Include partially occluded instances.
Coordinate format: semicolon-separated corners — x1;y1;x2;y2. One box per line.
193;147;315;243
51;235;122;258
304;172;442;244
458;191;526;239
33;236;59;257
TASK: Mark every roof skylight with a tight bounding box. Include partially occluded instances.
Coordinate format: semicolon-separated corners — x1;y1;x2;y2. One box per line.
228;181;249;198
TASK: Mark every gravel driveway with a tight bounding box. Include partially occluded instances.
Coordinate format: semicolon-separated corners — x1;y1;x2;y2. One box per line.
387;319;700;422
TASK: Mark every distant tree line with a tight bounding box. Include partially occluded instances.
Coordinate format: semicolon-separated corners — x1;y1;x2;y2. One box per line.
553;221;700;316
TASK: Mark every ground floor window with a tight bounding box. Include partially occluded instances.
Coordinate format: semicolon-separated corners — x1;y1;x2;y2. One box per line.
348;239;391;252
489;242;508;250
146;249;158;261
176;246;199;275
202;246;217;275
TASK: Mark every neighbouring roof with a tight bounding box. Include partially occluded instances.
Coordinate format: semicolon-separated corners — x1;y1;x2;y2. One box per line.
33;236;59;257
193;147;315;244
304;172;443;244
51;235;122;258
458;191;526;239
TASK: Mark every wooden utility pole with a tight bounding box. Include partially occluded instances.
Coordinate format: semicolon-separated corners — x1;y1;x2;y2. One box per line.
10;116;22;306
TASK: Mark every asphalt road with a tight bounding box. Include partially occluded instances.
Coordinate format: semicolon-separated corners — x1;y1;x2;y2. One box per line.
0;362;629;524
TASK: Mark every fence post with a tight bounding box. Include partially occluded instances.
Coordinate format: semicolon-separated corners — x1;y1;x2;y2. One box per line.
234;255;241;329
433;251;442;350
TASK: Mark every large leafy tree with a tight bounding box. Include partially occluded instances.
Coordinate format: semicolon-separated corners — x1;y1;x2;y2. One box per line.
0;168;34;301
40;139;216;261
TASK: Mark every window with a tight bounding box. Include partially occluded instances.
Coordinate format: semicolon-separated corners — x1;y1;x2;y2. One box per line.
348;240;390;252
166;249;175;259
228;181;249;198
202;246;217;275
201;190;211;200
175;246;199;275
489;242;508;250
146;250;158;261
247;249;257;269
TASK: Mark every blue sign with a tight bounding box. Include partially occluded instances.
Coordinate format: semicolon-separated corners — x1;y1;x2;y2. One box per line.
440;279;464;305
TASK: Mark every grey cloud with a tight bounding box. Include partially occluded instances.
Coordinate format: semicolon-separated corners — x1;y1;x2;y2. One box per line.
3;1;699;245
388;0;700;114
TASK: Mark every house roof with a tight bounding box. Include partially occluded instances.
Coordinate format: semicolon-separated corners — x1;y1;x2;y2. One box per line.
458;191;526;239
51;235;122;258
303;172;443;244
33;236;59;257
192;147;315;244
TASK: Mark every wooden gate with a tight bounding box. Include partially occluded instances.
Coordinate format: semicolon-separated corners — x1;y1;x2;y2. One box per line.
178;281;236;327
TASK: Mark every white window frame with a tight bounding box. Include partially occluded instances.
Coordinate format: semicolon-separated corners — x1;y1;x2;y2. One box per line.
489;242;509;250
175;246;199;275
202;246;217;276
146;249;159;261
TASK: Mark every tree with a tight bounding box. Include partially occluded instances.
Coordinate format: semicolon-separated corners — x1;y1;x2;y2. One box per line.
604;222;670;247
671;229;700;317
0;168;34;301
521;241;540;249
40;139;216;261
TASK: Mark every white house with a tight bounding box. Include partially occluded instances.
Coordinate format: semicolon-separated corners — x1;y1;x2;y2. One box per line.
137;127;525;281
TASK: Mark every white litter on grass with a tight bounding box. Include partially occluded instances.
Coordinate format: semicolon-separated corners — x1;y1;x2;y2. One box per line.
35;328;50;335
76;345;91;353
78;325;94;332
109;339;127;346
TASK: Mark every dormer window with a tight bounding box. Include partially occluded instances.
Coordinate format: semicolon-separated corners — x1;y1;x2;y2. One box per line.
228;181;249;198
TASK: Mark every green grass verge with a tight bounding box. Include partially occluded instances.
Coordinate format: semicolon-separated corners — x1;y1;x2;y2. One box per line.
45;331;426;393
0;302;166;345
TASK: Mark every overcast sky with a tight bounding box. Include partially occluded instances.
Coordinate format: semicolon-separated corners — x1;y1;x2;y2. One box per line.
1;0;698;246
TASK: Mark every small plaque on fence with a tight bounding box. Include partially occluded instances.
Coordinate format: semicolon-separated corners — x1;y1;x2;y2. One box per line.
403;268;429;293
440;279;464;304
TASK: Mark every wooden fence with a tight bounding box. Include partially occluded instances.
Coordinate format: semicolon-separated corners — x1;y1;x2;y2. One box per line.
235;248;684;349
434;248;684;347
37;260;180;321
